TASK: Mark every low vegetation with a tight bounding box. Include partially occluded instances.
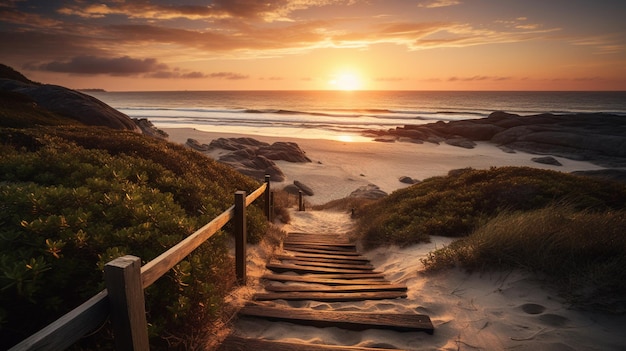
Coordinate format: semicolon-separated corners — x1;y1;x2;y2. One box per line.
356;167;626;311
0;126;268;349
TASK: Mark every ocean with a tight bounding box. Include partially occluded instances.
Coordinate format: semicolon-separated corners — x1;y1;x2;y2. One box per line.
87;90;626;141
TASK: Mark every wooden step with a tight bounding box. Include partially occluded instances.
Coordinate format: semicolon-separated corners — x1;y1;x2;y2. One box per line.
276;259;374;271
284;240;353;246
267;263;379;275
275;254;371;265
277;252;370;262
284;247;363;256
262;274;389;285
239;305;434;334
284;244;357;252
253;291;407;302
218;336;405;351
265;284;407;293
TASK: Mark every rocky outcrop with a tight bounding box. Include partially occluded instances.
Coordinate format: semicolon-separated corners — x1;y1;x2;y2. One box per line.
349;184;388;199
134;118;168;139
399;176;420;185
207;137;311;182
0;78;139;131
370;112;626;167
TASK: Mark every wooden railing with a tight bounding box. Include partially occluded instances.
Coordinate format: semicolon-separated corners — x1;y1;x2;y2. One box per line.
9;176;272;351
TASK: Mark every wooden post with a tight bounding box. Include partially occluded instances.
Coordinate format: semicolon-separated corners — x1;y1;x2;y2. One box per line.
264;174;271;221
104;256;149;351
298;190;304;211
234;191;247;285
270;191;275;222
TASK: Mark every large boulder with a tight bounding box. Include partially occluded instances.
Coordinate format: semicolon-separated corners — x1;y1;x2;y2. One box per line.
258;142;311;162
208;137;310;182
349;184;388;199
0;79;138;131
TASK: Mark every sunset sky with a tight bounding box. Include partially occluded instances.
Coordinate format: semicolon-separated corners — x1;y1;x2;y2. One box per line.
1;0;625;91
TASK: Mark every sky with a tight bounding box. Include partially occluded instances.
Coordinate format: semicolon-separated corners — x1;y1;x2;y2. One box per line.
1;0;625;91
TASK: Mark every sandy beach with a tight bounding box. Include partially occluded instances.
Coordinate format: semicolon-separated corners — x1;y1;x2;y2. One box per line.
162;127;625;350
163;127;605;205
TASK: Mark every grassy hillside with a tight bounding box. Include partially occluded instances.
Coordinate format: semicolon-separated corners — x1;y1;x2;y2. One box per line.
356;167;626;311
0;126;268;349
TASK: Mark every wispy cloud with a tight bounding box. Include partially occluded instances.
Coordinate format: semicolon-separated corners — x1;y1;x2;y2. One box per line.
417;0;461;9
208;72;249;80
24;55;213;79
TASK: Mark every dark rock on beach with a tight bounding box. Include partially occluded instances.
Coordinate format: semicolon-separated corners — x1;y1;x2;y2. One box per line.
371;111;626;168
206;137;311;182
349;184;388;199
0;78;139;131
532;156;562;166
399;176;420;185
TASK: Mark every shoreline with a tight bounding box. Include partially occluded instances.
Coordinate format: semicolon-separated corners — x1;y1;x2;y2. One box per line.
163;127;605;205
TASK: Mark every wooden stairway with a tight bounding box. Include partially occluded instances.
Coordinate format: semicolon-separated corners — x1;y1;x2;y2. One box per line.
218;232;433;351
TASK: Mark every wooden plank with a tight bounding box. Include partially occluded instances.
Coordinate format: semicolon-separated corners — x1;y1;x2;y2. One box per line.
275;254;370;265
283;240;354;246
218;336;405;351
276;259;374;271
284;247;363;256
8;291;109;351
266;263;378;275
262;274;389;285
141;182;267;288
253;291;407;302
277;252;370;262
284;244;356;252
239;305;433;334
141;205;234;288
285;236;355;246
265;284;407;293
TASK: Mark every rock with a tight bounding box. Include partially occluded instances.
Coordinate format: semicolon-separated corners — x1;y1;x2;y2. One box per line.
399;176;419;184
445;137;476;149
365;112;626;167
208;137;311;182
135;118;168;139
294;180;314;196
186;138;211;151
349;184;388;199
532;156;562;166
209;137;269;151
0;78;138;131
258;142;311;163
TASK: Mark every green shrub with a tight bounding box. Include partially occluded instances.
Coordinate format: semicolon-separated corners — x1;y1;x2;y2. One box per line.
356;167;626;248
0;127;268;349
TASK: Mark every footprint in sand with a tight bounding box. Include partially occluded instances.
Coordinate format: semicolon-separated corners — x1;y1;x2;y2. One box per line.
518;303;569;327
520;303;546;314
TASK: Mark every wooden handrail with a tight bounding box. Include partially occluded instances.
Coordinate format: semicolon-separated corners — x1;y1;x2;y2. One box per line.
9;178;270;351
141;205;235;288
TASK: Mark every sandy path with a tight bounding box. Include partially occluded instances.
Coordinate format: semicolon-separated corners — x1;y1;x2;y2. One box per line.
221;208;626;350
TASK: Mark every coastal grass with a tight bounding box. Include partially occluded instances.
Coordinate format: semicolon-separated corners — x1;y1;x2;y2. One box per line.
355;167;626;311
356;167;626;248
421;205;626;312
0;126;269;350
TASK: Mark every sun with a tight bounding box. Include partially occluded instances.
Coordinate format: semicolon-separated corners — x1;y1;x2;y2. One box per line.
329;72;363;91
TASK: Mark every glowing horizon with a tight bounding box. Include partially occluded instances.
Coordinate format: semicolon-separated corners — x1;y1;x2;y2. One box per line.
1;1;625;91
